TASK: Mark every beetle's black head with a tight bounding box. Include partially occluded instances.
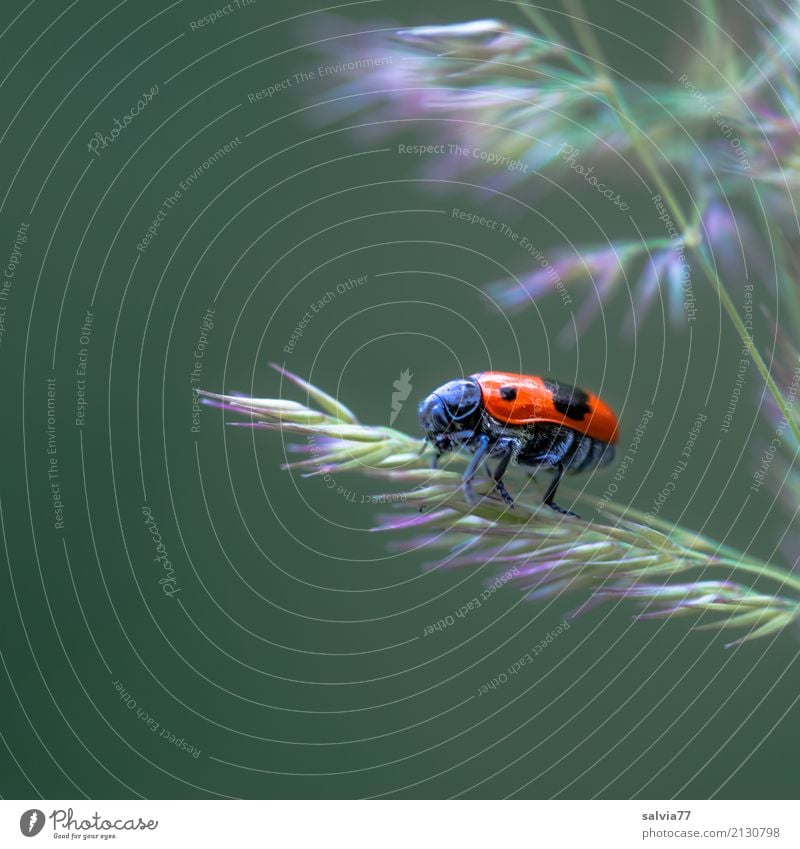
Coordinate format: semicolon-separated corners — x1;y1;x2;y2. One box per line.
418;378;483;449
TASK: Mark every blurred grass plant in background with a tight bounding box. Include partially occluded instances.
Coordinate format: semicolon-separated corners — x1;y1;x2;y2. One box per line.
207;1;800;651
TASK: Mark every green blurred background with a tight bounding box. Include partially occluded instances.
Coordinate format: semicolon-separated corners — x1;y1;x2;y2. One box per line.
0;0;797;799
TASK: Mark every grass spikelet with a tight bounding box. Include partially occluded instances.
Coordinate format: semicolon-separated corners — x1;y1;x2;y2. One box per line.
202;373;800;646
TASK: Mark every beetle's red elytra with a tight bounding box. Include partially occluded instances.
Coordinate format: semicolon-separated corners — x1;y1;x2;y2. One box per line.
418;371;619;516
475;371;619;443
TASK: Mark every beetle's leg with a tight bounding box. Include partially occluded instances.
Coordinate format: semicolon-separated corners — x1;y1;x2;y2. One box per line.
490;449;515;506
495;479;514;506
431;430;477;470
462;434;490;504
542;461;578;517
422;441;435;510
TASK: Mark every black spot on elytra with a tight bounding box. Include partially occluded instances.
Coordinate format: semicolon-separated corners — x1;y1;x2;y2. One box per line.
499;385;517;401
543;379;592;421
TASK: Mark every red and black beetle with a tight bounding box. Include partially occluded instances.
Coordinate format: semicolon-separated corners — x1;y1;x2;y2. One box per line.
418;371;619;515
